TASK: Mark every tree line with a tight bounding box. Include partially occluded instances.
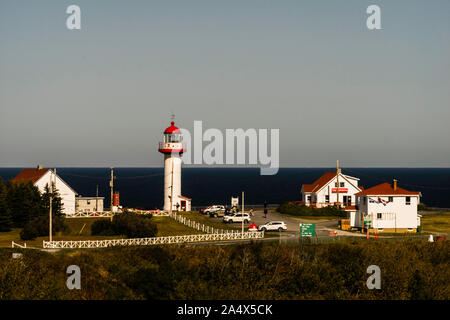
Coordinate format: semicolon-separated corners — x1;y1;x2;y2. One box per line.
0;179;66;239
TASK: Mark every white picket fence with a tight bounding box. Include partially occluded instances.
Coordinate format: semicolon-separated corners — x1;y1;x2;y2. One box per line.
42;231;264;249
65;210;169;218
65;212;113;218
47;210;263;249
168;212;249;235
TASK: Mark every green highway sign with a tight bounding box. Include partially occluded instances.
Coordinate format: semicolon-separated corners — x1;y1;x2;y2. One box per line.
299;223;316;237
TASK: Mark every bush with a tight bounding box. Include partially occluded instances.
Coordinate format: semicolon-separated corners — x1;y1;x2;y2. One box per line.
91;219;115;236
20;215;68;240
90;213;157;238
277;202;347;217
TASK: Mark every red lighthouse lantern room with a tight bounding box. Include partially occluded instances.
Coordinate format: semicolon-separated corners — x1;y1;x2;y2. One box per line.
158;121;185;154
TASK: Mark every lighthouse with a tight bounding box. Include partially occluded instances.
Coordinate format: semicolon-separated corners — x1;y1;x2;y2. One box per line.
158;121;191;212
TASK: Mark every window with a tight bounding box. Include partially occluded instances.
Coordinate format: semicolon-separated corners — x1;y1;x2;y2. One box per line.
406;197;411;205
87;200;91;205
325;195;330;203
340;182;345;187
307;196;311;202
388;196;393;202
377;213;382;219
408;228;413;232
335;182;338;187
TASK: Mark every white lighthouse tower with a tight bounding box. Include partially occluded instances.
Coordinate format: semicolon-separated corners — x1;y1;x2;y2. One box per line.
158;121;191;212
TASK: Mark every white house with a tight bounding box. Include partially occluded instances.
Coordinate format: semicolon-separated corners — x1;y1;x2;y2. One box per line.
12;165;77;215
75;196;104;213
354;180;421;233
301;172;363;211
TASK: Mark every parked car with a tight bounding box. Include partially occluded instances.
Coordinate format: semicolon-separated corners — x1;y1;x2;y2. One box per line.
209;209;226;218
223;213;251;224
203;205;225;215
258;221;287;232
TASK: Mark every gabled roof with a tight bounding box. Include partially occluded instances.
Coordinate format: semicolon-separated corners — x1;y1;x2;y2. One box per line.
12;169;50;184
302;172;360;194
302;172;336;193
355;182;420;196
12;168;78;195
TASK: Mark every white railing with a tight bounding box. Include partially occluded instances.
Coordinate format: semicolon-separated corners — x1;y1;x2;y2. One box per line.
65;211;112;218
66;210;169;218
42;231;264;249
11;241;27;248
168;212;253;235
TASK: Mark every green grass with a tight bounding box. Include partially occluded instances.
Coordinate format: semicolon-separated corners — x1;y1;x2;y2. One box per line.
152;216;203;236
421;212;450;234
0;216;203;248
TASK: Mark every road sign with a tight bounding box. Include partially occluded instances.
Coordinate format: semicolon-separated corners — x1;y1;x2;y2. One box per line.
300;223;316;237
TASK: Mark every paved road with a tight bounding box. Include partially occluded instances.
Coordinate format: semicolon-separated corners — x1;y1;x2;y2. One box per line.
209;209;354;238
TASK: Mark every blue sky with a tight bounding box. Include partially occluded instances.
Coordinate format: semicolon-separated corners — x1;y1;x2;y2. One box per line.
0;0;449;167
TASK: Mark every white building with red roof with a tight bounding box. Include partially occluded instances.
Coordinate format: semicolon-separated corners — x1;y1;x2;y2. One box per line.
354;180;421;233
12;165;77;215
301;172;363;210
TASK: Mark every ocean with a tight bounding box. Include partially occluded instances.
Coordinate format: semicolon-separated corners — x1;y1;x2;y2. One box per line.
1;168;449;209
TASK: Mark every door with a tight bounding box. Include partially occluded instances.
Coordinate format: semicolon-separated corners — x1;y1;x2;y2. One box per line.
181;200;186;211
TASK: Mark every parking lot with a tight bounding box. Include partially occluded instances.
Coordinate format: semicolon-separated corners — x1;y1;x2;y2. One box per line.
205;208;342;237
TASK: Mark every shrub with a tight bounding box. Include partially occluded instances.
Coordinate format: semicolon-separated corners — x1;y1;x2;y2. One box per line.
277;202;347;217
91;219;115;236
112;213;157;238
90;213;157;238
20;215;68;240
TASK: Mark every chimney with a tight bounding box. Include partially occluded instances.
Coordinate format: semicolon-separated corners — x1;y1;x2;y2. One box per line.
393;179;397;191
37;164;43;170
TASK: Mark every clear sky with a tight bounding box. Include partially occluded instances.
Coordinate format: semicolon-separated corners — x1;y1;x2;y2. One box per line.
0;0;449;167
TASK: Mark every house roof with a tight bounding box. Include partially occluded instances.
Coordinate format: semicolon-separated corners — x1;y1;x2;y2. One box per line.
12;168;50;184
302;172;337;193
12;168;78;195
302;172;362;194
355;182;420;196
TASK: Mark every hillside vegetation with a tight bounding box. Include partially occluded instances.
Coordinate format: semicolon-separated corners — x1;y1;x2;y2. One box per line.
0;240;448;300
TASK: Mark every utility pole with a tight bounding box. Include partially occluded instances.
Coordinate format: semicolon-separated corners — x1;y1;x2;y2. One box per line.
110;168;114;221
96;184;99;212
336;160;341;208
242;191;245;235
169;160;174;214
49;170;53;242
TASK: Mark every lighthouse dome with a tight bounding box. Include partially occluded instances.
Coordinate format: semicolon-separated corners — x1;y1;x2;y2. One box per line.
164;121;181;134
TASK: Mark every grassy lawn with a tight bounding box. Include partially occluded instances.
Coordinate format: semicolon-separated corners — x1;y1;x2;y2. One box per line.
0;216;203;248
152;216;203;236
421;212;450;234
